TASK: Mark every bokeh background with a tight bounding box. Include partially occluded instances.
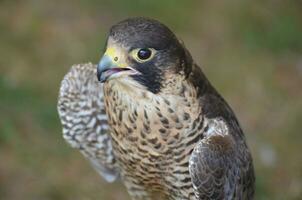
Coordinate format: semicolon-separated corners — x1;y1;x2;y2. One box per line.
1;0;301;199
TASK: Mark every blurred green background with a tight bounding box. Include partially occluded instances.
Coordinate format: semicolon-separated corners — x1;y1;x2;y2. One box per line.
0;0;301;199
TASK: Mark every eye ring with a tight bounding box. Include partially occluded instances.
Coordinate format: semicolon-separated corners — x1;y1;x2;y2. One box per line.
131;48;155;63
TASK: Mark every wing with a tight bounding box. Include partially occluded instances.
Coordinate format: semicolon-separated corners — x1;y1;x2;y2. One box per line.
57;63;119;182
189;118;254;200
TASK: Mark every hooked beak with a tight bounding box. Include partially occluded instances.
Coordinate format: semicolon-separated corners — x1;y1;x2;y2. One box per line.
97;55;114;82
97;54;138;83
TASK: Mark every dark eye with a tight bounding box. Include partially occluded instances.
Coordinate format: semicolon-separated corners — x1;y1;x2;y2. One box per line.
137;48;152;60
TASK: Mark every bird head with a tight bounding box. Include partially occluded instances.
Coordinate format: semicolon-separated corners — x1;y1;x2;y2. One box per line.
97;17;192;94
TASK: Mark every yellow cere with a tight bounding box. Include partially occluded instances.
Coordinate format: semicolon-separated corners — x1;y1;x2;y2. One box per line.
104;47;127;68
105;47;116;58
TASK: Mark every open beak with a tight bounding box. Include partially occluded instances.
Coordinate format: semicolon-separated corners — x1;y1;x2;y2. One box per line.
97;54;138;83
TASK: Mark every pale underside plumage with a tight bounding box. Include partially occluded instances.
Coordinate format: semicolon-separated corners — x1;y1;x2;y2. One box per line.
57;63;254;199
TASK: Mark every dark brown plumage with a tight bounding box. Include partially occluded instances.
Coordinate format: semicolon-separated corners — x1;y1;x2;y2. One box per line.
58;17;255;200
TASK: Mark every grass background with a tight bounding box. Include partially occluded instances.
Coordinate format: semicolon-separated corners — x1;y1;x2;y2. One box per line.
0;0;301;199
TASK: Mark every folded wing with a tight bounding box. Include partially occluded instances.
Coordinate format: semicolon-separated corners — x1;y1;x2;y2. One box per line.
189;118;254;199
57;63;119;182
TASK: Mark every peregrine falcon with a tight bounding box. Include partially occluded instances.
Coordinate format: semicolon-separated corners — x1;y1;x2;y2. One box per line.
58;17;255;199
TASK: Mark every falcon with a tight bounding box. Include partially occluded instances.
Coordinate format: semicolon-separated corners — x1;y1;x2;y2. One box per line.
58;17;255;200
